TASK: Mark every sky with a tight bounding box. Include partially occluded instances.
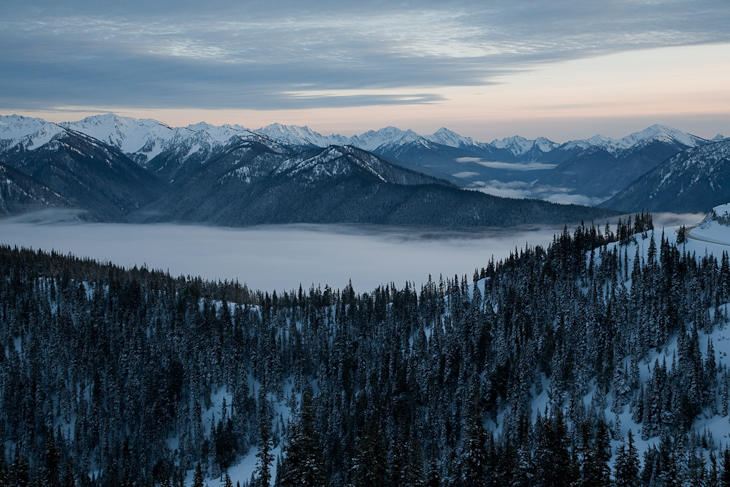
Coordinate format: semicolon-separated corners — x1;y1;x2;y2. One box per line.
2;0;729;141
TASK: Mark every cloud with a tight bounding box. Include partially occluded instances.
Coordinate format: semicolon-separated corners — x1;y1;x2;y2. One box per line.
2;1;729;111
456;157;557;171
471;179;607;206
0;216;568;292
452;171;481;178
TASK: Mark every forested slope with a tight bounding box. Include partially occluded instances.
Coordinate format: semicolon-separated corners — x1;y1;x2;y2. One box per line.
2;213;730;486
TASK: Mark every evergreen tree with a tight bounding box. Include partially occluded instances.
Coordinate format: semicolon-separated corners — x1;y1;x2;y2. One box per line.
721;446;730;487
425;450;440;487
350;423;389;487
279;390;327;487
44;428;61;487
255;415;275;487
614;430;640;487
192;463;204;487
460;399;489;487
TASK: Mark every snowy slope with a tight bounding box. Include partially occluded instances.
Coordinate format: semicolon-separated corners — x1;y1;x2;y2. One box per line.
255;123;347;148
603;139;730;213
425;127;478;148
6;113;712;165
561;124;706;155
690;202;730;246
0;115;65;151
347;126;419;152
61;113;174;159
491;135;559;156
61;114;257;166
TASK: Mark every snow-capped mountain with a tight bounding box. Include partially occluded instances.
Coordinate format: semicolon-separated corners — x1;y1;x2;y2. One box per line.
537;124;711;202
273;145;439;186
602;138;730;213
61;114;263;170
254;123;347;148
491;135;559;157
0;115;65;152
345;126;418;152
138;142;615;228
0;116;164;219
560;124;706;155
1;112;719;217
60;113;174;160
425;127;479;148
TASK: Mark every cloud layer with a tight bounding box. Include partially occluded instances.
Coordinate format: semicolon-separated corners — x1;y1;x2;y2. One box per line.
2;1;729;112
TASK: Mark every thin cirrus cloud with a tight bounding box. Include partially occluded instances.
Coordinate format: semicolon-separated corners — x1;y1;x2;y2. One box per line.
1;0;729;117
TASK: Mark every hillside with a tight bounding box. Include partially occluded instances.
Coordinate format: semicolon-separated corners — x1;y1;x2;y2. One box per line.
138;144;617;229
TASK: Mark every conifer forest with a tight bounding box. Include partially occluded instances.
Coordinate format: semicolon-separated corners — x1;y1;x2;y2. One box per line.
4;213;730;486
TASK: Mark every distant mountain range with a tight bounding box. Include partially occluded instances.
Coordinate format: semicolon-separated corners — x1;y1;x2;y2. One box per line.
0;114;617;228
0;112;726;222
58;114;721;206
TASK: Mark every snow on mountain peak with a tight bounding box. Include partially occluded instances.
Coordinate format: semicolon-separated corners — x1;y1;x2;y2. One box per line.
0;114;65;151
617;124;705;149
61;113;173;156
560;125;703;154
255;123;347;148
490;135;557;156
425;127;476;148
347;126;413;151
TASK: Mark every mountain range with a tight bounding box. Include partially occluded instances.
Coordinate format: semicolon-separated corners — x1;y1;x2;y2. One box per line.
0;114;617;228
0;112;726;224
58;114;722;208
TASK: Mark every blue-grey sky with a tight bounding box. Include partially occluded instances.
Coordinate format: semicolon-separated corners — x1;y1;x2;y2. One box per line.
2;0;729;140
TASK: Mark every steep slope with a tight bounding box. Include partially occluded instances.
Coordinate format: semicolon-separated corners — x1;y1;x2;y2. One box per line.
60;113;175;164
141;144;617;228
0;162;70;215
601;139;730;213
0;117;164;220
0;114;66;151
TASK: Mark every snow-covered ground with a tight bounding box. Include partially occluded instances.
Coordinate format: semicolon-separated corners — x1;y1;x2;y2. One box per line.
689;203;730;248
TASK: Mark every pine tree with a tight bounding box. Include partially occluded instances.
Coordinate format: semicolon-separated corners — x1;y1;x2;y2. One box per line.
460;400;488;487
350;422;389;487
11;450;29;487
721;446;730;487
279;390;327;487
256;418;275;487
614;430;639;487
425;449;440;487
192;463;204;487
709;451;720;487
44;427;61;487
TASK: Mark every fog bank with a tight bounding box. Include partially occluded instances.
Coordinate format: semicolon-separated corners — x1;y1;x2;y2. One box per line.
0;210;702;293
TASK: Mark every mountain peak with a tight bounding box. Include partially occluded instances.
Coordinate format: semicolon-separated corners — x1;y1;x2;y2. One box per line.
0;114;65;150
490;135;557;156
617;124;705;150
426;127;476;148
